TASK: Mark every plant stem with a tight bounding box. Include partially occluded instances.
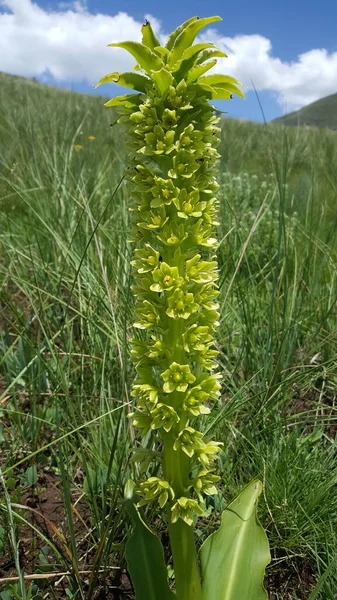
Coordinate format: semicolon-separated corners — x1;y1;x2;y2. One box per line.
168;518;203;600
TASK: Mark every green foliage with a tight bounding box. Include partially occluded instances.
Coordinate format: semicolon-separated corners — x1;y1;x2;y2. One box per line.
124;481;176;600
200;480;270;600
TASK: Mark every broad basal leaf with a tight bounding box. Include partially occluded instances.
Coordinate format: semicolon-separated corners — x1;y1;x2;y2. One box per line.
95;72;149;92
124;481;176;600
108;41;162;74
200;480;270;600
168;16;222;67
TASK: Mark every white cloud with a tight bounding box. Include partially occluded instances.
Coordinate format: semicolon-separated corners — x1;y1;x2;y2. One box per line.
1;0;337;110
201;30;337;110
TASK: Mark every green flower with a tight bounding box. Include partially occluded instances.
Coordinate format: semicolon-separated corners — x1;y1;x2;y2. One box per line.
168;150;199;179
128;410;152;435
199;373;222;400
171;497;204;526
162;108;178;129
182;387;210;417
185;255;218;284
173;188;207;219
130;338;149;362
173;426;204;457
192;469;220;500
183;324;212;352
195;346;218;371
150;263;183;292
139;477;175;509
177;124;203;149
131;244;160;273
151;403;180;432
137;210;169;231
161;363;196;393
166;289;199;319
134;299;160;329
130;105;157;130
167;80;194;110
147;336;168;360
141;125;176;155
197;440;223;467
131;383;159;410
157;224;188;247
150;177;179;208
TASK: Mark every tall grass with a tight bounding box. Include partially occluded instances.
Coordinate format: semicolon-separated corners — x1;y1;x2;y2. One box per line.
0;74;336;598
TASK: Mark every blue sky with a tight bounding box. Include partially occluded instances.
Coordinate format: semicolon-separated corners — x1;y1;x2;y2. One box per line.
1;0;337;122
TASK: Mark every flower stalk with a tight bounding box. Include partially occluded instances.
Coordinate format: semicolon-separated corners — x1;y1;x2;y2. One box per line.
97;15;243;599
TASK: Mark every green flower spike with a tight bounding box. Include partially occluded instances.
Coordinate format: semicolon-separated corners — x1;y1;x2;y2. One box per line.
98;14;245;600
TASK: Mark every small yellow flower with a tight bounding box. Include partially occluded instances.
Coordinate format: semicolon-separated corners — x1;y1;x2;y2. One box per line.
73;144;83;151
88;135;96;140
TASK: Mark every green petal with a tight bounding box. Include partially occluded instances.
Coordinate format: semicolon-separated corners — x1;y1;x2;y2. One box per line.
163;381;175;393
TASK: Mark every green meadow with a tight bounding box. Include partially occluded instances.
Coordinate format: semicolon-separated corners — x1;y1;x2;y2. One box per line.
0;73;337;599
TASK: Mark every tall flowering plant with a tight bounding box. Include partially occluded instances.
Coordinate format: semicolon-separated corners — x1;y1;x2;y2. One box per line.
97;16;270;600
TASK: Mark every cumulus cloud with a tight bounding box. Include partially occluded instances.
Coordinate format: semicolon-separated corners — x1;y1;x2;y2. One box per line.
1;0;337;110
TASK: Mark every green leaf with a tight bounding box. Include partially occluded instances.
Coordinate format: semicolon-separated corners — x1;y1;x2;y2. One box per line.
199;74;243;87
196;49;228;64
199;75;245;99
173;43;217;81
95;71;149;92
108;41;162;74
104;93;142;108
213;85;245;100
152;68;174;96
142;20;161;50
25;464;38;487
165;16;199;51
187;60;218;83
200;480;270;600
168;16;222;67
124;481;176;600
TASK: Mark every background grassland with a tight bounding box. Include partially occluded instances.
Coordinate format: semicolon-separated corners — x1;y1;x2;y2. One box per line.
0;73;337;599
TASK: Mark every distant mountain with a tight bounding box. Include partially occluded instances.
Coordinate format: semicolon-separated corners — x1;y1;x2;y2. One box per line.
273;93;337;130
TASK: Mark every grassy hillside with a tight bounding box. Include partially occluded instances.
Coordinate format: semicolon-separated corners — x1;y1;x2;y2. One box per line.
272;91;337;129
0;73;337;599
